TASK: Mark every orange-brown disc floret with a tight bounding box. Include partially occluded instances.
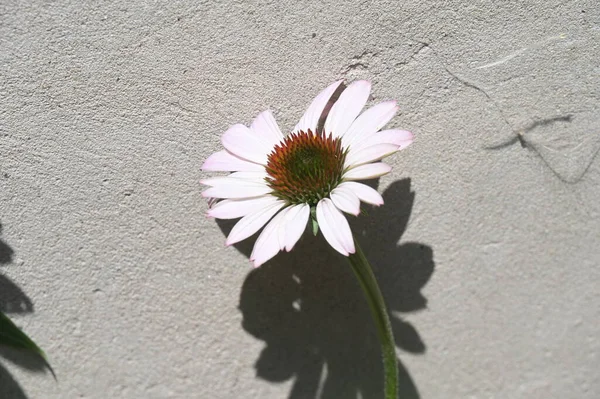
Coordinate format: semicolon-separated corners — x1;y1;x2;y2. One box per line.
265;130;346;205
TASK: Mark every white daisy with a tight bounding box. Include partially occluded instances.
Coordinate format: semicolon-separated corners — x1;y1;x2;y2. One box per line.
201;80;413;267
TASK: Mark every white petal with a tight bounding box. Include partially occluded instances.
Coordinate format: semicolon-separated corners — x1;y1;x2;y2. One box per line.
221;124;272;165
200;171;266;187
227;171;268;181
276;207;289;250
207;196;279;219
201;150;265;172
282;204;309;251
201;178;271;199
251;110;284;147
294;80;344;133
324;80;371;138
344;143;399;168
388;129;414;150
330;185;361;216
343;163;392;180
316;198;355;256
250;207;289;267
341;101;398;148
249;203;310;266
337;182;383;206
226;200;286;246
353;129;414;152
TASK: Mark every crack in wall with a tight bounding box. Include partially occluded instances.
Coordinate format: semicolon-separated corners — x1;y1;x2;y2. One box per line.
407;39;598;184
410;40;516;136
338;36;598;184
339;50;380;75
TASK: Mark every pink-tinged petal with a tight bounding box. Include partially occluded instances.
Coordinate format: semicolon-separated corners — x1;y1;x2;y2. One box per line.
337;182;384;206
226;200;286;246
344;143;399;168
341;101;399;148
227;171;268;181
221;124;272;165
324;80;371;138
330;185;361;216
353;129;414;152
316;198;355;256
201;150;265;172
200;171;267;187
343;163;392;180
207;196;279;219
283;204;309;251
276;207;289;250
250;207;290;267
251;110;284;147
294;80;344;133
388;129;414;150
201;179;271;199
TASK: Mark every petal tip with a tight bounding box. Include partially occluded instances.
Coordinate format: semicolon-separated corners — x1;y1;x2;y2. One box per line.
403;130;415;142
250;255;267;267
401;132;415;149
352;80;372;93
380;100;399;111
200;160;211;170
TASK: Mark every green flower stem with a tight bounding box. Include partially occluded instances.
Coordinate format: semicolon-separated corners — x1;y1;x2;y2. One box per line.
347;235;398;399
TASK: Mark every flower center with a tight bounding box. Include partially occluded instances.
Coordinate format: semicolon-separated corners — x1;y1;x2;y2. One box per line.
266;130;346;205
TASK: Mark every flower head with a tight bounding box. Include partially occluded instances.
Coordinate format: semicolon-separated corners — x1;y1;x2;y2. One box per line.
201;80;413;266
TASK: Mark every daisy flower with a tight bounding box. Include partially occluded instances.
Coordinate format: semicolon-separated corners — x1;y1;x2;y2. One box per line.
201;80;413;267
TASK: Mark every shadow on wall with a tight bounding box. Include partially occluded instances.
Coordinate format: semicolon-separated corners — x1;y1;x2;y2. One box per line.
0;222;45;399
0;362;28;399
0;222;34;316
217;179;434;399
0;272;34;315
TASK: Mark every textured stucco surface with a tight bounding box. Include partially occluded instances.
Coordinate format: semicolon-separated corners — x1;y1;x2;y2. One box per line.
1;0;599;398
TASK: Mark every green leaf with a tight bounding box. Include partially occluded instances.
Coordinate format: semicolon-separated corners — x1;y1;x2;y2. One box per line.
0;311;47;360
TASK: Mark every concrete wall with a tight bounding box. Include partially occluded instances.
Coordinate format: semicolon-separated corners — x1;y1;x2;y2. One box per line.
1;1;598;398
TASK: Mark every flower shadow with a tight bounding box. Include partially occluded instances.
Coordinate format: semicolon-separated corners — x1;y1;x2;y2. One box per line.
217;178;434;398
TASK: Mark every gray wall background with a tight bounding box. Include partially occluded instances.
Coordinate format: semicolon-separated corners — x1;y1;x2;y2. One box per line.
1;0;599;398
